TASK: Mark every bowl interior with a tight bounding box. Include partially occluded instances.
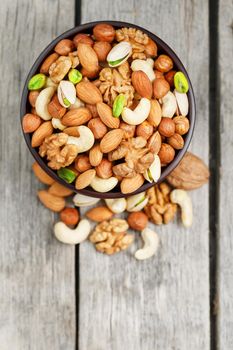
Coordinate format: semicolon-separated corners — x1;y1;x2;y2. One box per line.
20;21;195;199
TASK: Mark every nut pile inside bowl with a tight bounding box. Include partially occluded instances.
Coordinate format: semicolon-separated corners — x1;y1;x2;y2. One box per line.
22;23;191;195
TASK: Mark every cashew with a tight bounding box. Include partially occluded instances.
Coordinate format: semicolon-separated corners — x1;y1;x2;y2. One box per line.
54;219;91;245
135;227;160;260
126;192;148;212
57;80;76;108
35;86;55;120
122;98;151;125
69;97;84;110
131;58;155;81
105;198;127;213
144;155;161;183
45;77;58;89
161;91;177;118
52;118;66;130
170;189;193;227
174;90;189;116
73;193;100;207
90;176;118;192
67;125;94;153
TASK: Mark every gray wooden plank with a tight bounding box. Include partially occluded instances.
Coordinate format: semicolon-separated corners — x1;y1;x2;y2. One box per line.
0;1;76;349
219;0;233;348
79;1;210;349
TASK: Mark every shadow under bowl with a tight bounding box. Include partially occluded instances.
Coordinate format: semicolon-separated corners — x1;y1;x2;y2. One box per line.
20;20;195;199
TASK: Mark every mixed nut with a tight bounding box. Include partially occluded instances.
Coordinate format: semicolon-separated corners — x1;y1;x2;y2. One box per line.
23;24;191;195
32;151;210;260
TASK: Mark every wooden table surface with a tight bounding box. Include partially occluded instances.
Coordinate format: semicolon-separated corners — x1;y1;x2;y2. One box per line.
0;0;232;349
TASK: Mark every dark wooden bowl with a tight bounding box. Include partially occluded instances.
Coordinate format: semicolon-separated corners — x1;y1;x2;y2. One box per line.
20;21;195;199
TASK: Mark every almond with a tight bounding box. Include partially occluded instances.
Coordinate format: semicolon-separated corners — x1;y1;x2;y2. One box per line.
40;53;59;74
80;67;100;79
48;182;73;197
62;107;92;126
31;121;53;147
96;102;120;128
48;94;66;119
131;71;153;99
120;174;144;194
63;127;80;137
32;162;55;185
77;43;99;73
22;113;42;133
75;169;96;189
147;131;162;154
37;190;65;212
76;81;102;104
86;206;113;222
100;129;124;153
89;144;103;166
147;99;162;127
153;78;170;99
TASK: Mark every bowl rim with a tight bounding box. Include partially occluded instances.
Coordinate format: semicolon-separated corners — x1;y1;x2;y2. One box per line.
20;20;196;199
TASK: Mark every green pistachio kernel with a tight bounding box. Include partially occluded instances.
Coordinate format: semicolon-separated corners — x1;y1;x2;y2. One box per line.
135;196;146;207
63;97;71;107
68;69;82;84
28;73;46;90
113;94;126;118
174;71;189;93
57;168;76;183
148;169;153;181
108;54;128;67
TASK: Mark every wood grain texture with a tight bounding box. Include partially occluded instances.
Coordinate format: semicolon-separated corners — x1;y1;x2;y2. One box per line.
219;0;233;348
79;1;210;349
0;1;76;349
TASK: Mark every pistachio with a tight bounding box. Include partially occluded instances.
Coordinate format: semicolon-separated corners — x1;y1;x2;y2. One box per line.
174;71;189;93
68;69;82;84
126;192;148;212
73;193;100;207
144;155;161;183
113;94;126;118
57;80;76;108
28;73;46;90
107;41;132;67
57;168;77;183
174;90;189;116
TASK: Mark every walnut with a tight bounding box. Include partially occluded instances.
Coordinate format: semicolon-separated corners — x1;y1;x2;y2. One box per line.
49;56;72;83
116;27;149;59
89;219;134;255
39;133;78;170
112;137;154;178
68;50;80;68
144;182;177;224
99;61;134;107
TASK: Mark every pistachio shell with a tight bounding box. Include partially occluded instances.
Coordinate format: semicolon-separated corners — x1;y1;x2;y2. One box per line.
144;155;161;183
174;90;189;116
73;193;100;207
105;198;127;213
161;91;177;118
58;80;76;108
107;41;132;67
126;192;149;212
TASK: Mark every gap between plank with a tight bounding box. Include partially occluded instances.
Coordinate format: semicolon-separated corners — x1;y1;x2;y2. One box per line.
74;2;82;349
209;0;220;349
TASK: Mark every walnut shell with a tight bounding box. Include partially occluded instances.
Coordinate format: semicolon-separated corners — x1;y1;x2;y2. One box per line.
166;152;210;190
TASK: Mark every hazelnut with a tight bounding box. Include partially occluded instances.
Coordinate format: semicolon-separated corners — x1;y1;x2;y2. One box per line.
28;90;40;107
60;207;79;226
88;118;107;139
73;33;94;47
144;38;158;57
153;78;170;99
136;121;153;140
158;117;175;137
173;116;190;135
154;70;164;79
154;54;173;72
86;104;99;118
165;70;176;88
75;155;92;173
22;113;42;133
93;41;111;61
147;131;162;154
54;39;74;56
48;94;66;119
93;23;115;43
119;122;136;139
167;133;184;149
96;159;113;179
127;212;148;231
158;143;175;164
